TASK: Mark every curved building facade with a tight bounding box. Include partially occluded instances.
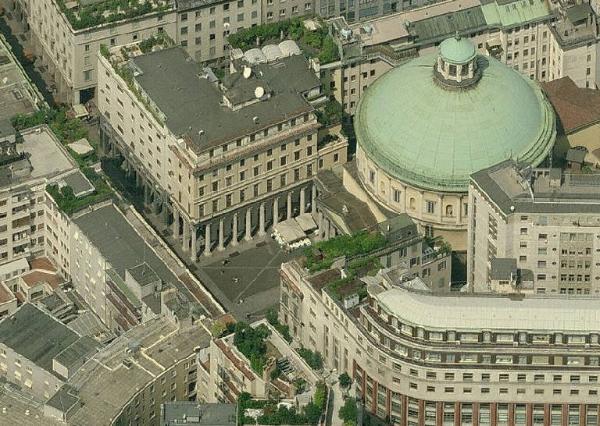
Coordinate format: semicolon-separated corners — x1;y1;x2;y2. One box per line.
280;259;600;426
354;36;556;248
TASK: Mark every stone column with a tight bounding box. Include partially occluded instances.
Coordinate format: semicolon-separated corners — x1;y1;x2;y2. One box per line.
311;184;317;214
245;208;252;241
258;203;266;236
204;223;211;256
217;218;225;251
299;187;306;214
190;226;198;262
231;214;239;246
287;192;292;219
319;211;325;238
273;197;279;226
144;184;150;205
152;195;161;215
161;201;169;224
172;209;180;238
325;218;331;239
182;220;189;252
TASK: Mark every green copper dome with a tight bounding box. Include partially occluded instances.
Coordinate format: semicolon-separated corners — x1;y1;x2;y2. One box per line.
355;54;556;193
439;36;477;64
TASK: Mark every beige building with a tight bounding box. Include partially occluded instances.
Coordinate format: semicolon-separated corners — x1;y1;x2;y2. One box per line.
197;318;321;403
42;315;210;425
0;126;86;266
0;303;100;401
468;160;600;296
98;41;346;260
175;0;314;62
280;251;600;425
27;0;177;104
44;200;211;334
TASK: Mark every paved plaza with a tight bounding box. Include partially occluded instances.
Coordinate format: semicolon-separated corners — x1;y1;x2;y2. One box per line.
140;206;301;320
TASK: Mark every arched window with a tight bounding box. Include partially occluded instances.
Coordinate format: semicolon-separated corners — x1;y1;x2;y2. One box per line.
409;198;416;210
446;205;454;217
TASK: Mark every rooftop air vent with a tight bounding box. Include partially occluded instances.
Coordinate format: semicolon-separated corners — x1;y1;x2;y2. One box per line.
254;86;265;99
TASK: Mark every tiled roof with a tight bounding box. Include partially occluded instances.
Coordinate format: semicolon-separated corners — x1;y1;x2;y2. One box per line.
543;77;600;134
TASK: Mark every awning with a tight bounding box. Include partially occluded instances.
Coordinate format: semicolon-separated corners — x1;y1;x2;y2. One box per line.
295;213;317;232
72;104;88;119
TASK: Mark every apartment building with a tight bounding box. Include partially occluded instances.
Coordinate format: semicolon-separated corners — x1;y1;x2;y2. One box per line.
44;320;209;425
280;255;600;425
326;0;599;114
315;0;443;22
468;160;600;296
28;0;177;104
543;76;600;165
98;41;346;260
547;3;598;88
0;126;87;267
44;200;210;334
197;319;321;404
176;0;262;62
175;0;313;62
0;303;100;401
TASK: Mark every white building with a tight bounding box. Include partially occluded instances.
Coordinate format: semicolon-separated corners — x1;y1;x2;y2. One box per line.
468;160;600;295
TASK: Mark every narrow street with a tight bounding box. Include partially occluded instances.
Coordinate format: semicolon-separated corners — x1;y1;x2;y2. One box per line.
0;8;55;106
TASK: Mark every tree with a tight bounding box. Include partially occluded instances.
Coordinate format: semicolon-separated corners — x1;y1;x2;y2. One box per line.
339;398;358;425
313;381;327;411
266;308;279;325
298;348;324;370
338;372;352;388
303;402;322;425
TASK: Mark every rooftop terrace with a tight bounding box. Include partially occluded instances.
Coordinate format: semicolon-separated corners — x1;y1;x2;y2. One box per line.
104;41;316;153
0;304;97;378
57;0;174;31
471;160;600;215
55;319;210;425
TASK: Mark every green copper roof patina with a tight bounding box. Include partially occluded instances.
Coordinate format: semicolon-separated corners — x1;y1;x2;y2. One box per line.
439;36;477;64
355;53;556;193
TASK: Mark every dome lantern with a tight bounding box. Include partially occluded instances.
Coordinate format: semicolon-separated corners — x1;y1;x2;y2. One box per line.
435;34;479;87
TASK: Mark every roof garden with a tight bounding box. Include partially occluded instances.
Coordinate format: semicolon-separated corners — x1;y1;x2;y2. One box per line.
57;0;173;31
101;34;175;125
303;230;387;273
228;17;340;64
302;231;388;302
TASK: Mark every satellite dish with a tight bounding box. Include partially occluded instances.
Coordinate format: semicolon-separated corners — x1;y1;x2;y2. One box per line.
254;86;265;99
243;66;252;79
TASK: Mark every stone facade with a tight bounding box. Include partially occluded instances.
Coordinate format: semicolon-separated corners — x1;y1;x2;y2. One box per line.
27;0;177;104
279;259;600;426
97;43;347;260
468;162;600;296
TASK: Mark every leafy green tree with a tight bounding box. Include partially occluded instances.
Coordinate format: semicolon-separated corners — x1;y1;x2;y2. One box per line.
304;402;322;424
339;398;358;425
339;372;352;388
313;381;327;410
233;322;271;374
298;348;324;370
